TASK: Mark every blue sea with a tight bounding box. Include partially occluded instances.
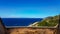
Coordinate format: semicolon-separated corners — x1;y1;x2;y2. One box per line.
2;18;42;26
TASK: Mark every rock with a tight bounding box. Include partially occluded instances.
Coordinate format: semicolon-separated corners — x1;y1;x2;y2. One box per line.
0;18;6;34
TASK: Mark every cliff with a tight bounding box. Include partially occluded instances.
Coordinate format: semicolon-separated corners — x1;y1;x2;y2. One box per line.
0;18;7;34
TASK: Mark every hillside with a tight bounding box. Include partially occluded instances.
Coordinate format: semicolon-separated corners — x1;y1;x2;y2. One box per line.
33;14;60;27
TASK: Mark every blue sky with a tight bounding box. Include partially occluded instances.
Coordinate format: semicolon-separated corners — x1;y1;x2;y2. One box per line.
0;0;60;18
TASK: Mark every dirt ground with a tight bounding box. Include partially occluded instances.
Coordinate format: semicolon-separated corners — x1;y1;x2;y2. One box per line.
7;28;57;34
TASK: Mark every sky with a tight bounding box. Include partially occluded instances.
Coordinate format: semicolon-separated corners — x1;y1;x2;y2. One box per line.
0;0;60;18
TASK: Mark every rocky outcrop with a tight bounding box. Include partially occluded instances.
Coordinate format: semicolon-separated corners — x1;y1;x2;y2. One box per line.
57;18;60;34
0;18;6;34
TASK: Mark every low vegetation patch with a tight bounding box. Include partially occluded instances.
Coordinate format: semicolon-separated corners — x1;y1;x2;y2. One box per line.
34;14;60;27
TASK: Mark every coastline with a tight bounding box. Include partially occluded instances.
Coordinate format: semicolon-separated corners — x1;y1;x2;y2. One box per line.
28;22;38;27
28;21;58;28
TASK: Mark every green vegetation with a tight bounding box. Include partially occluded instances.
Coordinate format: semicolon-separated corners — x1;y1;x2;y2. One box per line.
37;14;60;26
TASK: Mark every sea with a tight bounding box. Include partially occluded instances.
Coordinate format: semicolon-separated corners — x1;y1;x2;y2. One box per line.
2;18;42;26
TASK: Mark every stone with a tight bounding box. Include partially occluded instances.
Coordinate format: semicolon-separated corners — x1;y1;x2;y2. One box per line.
0;18;6;34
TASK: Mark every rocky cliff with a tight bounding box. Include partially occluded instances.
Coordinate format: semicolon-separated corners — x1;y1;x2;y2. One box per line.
0;18;6;34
